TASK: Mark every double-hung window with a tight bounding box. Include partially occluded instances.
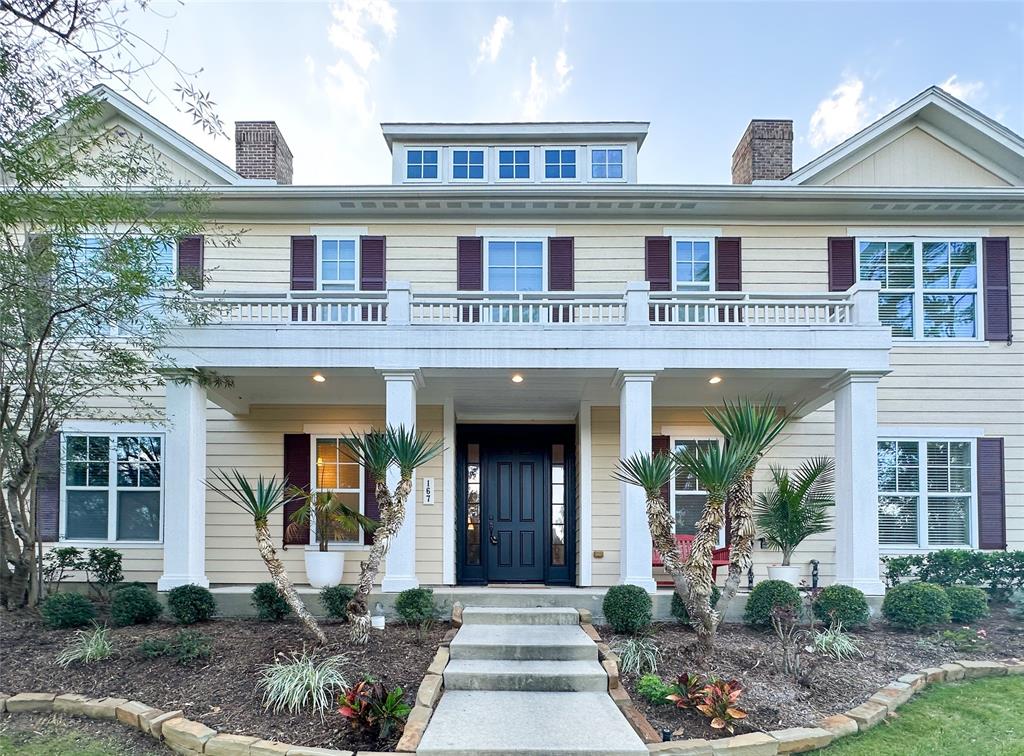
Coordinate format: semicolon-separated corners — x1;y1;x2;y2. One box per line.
452;149;485;180
498;149;531;180
319;238;357;291
591;148;624;180
406;149;438;180
63;434;162;542
673;240;713;291
312;438;364;544
544;149;576;179
858;239;979;339
877;438;974;548
485;239;544;291
671;438;724;545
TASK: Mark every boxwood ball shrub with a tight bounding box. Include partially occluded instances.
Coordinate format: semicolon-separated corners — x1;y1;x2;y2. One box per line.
395;587;436;623
252;582;291;621
41;592;97;629
945;585;989;623
882;582;952;630
813;584;870;628
744;580;802;627
603;584;653;634
320;584;355;620
166;584;217;624
110;585;163;626
671;584;721;623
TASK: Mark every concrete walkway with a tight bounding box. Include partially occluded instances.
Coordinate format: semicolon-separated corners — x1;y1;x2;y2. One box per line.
416;606;647;756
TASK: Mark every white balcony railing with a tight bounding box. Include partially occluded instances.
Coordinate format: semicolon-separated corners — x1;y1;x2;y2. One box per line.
195;281;881;329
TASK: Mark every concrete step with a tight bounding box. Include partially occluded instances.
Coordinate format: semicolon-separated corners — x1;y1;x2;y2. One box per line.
444;659;608;692
417;690;647;755
450;624;597;661
461;606;580;626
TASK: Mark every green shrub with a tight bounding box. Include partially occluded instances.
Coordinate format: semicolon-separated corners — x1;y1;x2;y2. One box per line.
138;636;173;658
320;585;354;620
882;582;952;630
166;584;217;624
813;584;869;628
394;587;435;623
41;592;97;629
744;580;801;627
671;584;721;623
882;549;1024;600
110;581;149;593
603;584;653;634
636;674;674;706
173;629;213;665
252;582;291;621
945;585;989;623
110;585;162;626
1010;589;1024;620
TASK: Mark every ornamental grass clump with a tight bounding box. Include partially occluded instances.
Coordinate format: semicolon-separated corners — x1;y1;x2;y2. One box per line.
813;621;862;660
55;624;113;667
258;651;349;720
612;635;662;676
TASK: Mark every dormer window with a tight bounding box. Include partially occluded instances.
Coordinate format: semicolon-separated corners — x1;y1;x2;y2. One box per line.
498;149;531;180
591;147;624;180
544;149;576;180
452;149;485;180
406;149;438;180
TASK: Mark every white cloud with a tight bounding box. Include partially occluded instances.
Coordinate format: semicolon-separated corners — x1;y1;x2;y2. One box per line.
324;59;375;125
939;74;985;103
327;0;397;71
304;55;316;77
809;76;871;149
521;50;573;119
477;16;513;65
554;48;572;93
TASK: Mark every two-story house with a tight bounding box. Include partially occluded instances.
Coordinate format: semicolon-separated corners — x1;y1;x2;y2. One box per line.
37;85;1021;610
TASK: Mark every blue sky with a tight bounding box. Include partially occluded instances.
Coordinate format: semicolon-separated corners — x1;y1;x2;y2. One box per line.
127;1;1024;185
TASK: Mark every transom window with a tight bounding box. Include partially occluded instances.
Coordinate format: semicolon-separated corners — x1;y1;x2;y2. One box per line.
313;438;363;543
878;438;974;548
319;239;357;291
544;149;576;179
671;438;723;544
406;149;438;180
63;434;162;542
858;239;979;339
591;148;623;180
498;149;531;180
452;149;485;180
486;239;544;292
674;240;713;291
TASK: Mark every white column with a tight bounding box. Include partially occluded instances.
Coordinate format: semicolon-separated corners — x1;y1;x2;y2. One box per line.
381;369;422;592
833;372;886;595
578;400;593;587
616;371;658;592
158;379;209;590
441;397;456;585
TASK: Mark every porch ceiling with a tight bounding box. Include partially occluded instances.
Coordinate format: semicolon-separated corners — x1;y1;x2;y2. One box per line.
206;367;844;418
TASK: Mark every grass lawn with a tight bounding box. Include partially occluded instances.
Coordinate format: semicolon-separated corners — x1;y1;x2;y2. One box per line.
0;726;158;756
822;675;1024;755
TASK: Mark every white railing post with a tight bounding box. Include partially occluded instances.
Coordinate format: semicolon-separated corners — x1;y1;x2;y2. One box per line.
625;281;650;326
849;281;881;326
387;281;411;325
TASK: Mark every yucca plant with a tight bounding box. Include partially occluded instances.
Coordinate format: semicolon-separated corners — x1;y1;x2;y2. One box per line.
258;651;348;720
205;471;326;644
56;623;113;667
342;426;443;644
754;457;835;566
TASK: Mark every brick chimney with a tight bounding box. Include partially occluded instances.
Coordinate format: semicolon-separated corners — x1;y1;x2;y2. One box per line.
731;119;793;183
234;121;293;184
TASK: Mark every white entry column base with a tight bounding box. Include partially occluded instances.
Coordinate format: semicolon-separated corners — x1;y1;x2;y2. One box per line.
381;369;423;593
616;370;658;593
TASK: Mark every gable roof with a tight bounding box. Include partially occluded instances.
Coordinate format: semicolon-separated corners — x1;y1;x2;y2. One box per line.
787;86;1024;186
86;85;266;186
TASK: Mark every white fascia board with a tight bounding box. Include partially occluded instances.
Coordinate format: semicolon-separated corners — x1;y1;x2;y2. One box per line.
381;122;651;151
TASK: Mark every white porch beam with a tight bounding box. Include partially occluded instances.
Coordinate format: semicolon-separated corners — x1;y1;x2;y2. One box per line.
832;371;886;596
158;379;209;590
616;370;658;592
381;369;423;593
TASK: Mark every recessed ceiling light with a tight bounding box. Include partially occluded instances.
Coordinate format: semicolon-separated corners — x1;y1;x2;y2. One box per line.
511;373;524;384
708;375;722;385
312;373;326;383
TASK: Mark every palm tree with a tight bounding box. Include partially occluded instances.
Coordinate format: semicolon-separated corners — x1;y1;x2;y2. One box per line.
754;457;835;566
704;398;790;620
341;425;443;645
285;484;379;552
205;471;326;644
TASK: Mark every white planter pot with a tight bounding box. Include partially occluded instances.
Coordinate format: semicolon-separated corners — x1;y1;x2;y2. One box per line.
371;615;386;630
305;550;345;588
767;565;802;585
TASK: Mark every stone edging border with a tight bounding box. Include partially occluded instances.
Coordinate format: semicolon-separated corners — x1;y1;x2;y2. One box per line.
575;613;1024;756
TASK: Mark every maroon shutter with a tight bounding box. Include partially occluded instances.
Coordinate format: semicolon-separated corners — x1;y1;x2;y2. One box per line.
36;433;61;542
983;237;1011;343
549;237;574;322
645;237;671;291
715;237;742;323
177;236;204;290
363;463;379;546
283;434;310;546
290;236;316;322
828;237;857;292
360;236;386;291
977;438;1006;550
652;435;671;507
457;236;483;322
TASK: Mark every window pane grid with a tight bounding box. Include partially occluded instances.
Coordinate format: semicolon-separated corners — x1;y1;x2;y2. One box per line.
313;438;362;544
498;149;530;180
406;149;438;180
544;149;576;179
671;439;719;540
591;148;623;179
674;240;712;292
452;149;485;180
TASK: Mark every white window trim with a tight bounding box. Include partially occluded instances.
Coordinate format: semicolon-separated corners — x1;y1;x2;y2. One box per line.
856;236;984;342
403;145;442;184
59;429;165;546
309;435;366;550
588;145;628;183
671;237;716;292
449;146;488;183
670;434;726;548
317;236;360;292
494;146;535;183
877;434;978;552
483;237;548;292
541;146;581;183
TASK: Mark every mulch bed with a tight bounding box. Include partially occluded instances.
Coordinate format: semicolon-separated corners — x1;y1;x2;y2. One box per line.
0;610;448;752
604;605;1023;741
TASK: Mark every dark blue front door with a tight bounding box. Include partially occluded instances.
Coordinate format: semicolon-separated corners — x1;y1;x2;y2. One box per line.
485;446;545;582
